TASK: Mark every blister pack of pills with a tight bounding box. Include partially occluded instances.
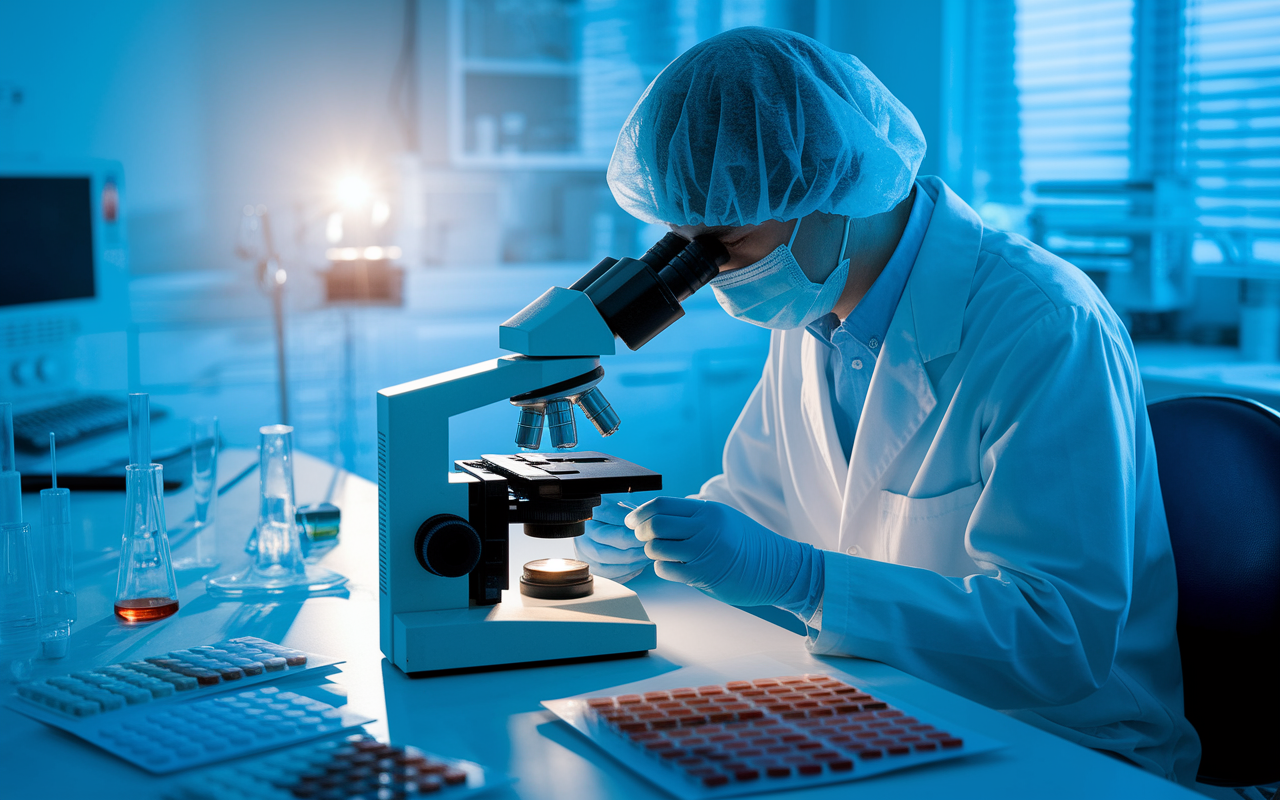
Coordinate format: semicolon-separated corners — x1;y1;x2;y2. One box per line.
544;659;1002;799
61;685;371;774
7;637;340;721
166;732;506;800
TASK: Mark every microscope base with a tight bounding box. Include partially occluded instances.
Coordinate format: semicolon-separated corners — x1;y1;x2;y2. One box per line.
391;576;656;675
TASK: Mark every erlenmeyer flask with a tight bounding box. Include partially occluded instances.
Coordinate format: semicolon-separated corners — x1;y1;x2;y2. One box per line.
206;425;346;596
0;522;40;680
114;464;180;622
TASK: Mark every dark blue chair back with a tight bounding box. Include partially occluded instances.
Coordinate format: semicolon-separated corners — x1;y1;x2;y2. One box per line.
1148;394;1280;787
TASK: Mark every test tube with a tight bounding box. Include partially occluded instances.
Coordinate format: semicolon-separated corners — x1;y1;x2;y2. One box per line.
0;404;40;679
0;403;17;525
173;418;220;571
128;393;151;467
39;433;75;658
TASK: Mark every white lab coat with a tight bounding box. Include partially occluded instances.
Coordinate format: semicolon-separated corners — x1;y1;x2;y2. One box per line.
698;177;1201;783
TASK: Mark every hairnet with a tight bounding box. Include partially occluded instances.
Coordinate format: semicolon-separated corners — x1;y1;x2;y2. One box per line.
607;27;926;228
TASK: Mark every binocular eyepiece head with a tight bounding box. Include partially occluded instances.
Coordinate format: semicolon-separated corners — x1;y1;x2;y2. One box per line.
570;232;729;352
512;233;729;452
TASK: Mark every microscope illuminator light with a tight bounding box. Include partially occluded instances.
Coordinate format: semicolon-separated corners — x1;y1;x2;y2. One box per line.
520;558;594;600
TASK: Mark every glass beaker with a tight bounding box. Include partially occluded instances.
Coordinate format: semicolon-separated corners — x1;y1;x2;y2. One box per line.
173;417;220;571
206;425;346;596
1;522;41;679
114;464;180;622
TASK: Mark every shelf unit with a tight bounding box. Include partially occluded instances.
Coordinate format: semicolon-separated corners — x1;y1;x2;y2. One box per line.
447;0;598;169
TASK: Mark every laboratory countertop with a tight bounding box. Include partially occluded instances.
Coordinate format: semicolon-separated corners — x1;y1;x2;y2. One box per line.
0;449;1201;799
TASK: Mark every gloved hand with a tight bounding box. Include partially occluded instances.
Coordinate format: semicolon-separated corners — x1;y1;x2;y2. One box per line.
573;501;651;583
627;497;823;614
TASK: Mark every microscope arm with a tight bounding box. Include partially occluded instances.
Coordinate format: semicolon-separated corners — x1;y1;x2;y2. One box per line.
377;355;601;659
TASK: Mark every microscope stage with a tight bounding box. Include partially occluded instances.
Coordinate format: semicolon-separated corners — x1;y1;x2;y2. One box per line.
471;451;661;497
391;576;656;675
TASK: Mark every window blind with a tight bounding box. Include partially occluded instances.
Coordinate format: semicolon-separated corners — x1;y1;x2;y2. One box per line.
963;0;1136;212
1183;0;1280;269
1014;0;1135;192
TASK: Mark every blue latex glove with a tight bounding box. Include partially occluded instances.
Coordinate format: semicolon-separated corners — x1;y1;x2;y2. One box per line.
626;497;824;616
573;501;651;582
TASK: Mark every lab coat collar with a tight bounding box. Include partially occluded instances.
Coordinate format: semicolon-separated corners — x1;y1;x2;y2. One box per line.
800;331;849;491
838;177;984;540
909;177;983;363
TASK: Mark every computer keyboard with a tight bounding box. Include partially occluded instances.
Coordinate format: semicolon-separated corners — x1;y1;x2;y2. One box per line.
11;394;165;451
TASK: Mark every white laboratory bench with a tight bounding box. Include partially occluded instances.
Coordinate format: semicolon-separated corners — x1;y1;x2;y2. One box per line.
0;449;1203;799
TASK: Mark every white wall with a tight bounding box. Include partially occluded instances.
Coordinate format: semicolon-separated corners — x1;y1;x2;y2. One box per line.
0;0;407;274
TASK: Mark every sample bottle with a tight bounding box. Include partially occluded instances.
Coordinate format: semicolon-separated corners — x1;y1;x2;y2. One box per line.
39;433;75;657
0;403;40;679
114;394;180;622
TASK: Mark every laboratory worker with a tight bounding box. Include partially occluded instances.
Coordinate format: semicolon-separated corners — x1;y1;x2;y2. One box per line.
576;27;1201;783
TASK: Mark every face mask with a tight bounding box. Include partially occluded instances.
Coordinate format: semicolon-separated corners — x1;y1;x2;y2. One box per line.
709;216;852;330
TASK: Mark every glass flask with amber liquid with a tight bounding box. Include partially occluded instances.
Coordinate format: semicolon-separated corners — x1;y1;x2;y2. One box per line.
114;462;179;622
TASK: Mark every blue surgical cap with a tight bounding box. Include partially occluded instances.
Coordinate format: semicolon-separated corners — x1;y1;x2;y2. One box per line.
607;27;926;228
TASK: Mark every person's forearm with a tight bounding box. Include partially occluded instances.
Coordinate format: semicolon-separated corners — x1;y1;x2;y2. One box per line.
810;551;1126;710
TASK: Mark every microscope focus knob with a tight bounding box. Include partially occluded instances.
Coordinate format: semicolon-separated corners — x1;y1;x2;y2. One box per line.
414;515;483;578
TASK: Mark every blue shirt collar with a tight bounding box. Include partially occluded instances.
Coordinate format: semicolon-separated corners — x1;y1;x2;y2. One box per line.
808;182;936;344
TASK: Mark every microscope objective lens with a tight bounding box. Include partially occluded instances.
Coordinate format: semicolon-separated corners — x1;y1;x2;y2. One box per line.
577;387;620;437
515;405;546;450
546;399;577;449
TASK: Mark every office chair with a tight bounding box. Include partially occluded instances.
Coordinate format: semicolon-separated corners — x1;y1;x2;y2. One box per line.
1147;395;1280;791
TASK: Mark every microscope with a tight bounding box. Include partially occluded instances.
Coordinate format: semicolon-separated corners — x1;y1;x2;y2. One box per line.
378;232;729;674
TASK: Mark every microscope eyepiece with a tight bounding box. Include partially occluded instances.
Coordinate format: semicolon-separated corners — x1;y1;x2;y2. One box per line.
579;233;730;351
658;235;728;302
638;231;689;271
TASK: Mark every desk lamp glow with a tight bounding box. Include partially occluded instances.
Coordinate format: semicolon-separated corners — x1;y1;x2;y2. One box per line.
114;393;180;622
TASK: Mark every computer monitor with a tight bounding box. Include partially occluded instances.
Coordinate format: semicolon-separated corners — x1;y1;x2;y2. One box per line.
0;159;128;408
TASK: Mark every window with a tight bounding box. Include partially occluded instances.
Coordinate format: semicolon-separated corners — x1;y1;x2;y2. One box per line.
1015;0;1135;190
960;0;1134;215
960;0;1280;339
1183;0;1280;274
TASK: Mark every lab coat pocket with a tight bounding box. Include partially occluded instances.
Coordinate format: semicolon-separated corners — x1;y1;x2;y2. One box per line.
879;482;983;574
